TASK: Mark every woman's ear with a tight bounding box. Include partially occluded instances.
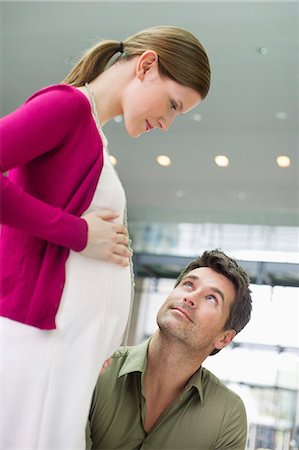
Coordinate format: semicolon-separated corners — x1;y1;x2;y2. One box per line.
136;50;159;80
214;329;237;351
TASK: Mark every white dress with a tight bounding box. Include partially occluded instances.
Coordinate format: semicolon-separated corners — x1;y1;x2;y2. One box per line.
1;131;132;449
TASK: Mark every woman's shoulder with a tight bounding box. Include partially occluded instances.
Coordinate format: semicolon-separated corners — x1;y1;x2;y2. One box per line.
20;84;91;123
25;84;90;112
27;83;84;97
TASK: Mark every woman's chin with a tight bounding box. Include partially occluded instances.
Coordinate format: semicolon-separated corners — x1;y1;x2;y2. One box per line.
126;127;143;138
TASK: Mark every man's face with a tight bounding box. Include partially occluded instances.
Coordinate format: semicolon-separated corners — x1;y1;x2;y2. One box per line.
156;267;236;354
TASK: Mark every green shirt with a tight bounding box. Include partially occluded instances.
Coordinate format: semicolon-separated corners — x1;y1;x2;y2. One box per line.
86;339;247;450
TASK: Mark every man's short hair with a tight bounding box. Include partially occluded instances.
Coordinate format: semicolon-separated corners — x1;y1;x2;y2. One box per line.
175;249;252;355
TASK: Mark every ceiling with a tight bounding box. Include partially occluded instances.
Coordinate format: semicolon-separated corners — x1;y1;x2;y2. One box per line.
132;251;299;286
1;1;298;228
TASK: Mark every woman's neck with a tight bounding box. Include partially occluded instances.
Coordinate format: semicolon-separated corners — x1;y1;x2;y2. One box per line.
84;59;135;126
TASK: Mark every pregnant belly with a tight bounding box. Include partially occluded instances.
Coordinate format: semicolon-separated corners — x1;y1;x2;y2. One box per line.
56;251;132;357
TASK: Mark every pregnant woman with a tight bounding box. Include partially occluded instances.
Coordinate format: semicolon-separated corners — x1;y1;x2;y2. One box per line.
0;26;210;449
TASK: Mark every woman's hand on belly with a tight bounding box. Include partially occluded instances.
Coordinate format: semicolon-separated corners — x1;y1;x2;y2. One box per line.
80;210;132;266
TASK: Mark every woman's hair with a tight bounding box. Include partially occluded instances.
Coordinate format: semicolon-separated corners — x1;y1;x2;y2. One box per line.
62;26;211;99
175;249;252;355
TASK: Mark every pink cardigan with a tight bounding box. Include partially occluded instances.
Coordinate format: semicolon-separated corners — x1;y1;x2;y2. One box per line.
0;85;104;329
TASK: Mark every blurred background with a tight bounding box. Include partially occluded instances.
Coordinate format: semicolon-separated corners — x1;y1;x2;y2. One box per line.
1;1;298;449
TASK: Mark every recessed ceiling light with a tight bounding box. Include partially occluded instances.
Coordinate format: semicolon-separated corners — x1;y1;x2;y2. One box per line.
276;155;291;168
192;113;202;122
176;190;184;198
275;112;288;120
237;192;246;200
109;155;118;166
215;155;229;167
157;155;171;167
257;47;268;55
114;115;122;123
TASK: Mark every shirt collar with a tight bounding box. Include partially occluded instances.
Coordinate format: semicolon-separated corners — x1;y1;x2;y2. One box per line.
118;337;151;378
185;366;204;404
118;337;204;404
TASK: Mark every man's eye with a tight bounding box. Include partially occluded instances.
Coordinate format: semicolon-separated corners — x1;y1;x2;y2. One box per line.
206;295;217;304
182;281;193;288
170;101;177;110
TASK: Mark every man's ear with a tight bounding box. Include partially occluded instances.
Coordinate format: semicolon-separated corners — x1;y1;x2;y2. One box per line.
136;50;159;80
214;329;237;351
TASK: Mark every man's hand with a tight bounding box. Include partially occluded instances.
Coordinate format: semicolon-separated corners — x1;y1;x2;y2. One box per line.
100;357;113;375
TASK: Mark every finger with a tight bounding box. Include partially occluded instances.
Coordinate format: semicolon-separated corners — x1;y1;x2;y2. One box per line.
112;223;127;235
96;210;119;220
117;234;129;246
109;254;130;267
100;357;113;375
104;357;113;368
113;244;132;257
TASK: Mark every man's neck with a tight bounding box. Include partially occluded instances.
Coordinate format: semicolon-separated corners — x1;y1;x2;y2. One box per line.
145;332;204;392
142;332;205;433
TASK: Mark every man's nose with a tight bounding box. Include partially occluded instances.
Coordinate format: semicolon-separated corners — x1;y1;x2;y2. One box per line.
183;292;199;308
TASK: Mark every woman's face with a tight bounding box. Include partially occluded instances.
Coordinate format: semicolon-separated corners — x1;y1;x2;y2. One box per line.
121;52;202;137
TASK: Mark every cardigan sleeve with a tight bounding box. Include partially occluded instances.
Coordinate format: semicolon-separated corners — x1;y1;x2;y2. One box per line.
0;85;88;252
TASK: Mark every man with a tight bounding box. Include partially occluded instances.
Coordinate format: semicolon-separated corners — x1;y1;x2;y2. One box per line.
86;249;252;450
